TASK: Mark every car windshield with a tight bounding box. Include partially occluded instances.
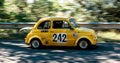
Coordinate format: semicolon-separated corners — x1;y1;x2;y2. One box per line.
69;18;79;28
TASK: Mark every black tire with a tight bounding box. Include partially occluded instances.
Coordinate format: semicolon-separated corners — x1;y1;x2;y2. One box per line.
77;40;91;49
30;39;41;49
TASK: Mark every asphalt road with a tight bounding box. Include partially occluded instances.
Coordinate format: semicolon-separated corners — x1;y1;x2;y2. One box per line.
0;40;120;63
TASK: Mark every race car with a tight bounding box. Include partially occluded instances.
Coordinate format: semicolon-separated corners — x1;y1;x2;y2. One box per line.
25;17;97;49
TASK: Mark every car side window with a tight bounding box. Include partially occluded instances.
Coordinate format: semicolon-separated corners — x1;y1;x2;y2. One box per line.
53;20;70;29
62;21;70;28
38;21;50;29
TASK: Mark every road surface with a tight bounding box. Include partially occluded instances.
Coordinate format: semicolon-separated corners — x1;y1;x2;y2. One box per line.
0;40;120;63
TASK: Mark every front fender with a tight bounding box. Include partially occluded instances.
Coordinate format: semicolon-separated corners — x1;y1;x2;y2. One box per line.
75;36;92;46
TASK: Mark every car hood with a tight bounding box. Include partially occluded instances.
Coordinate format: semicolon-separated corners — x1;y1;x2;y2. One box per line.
76;27;94;33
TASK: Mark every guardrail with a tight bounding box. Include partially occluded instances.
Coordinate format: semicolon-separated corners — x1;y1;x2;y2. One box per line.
77;22;120;29
0;22;120;29
0;22;35;29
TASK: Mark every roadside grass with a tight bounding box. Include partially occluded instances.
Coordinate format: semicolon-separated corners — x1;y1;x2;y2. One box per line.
0;29;28;40
97;31;120;42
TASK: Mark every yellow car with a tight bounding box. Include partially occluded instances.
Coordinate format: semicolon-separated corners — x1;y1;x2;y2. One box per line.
25;17;97;49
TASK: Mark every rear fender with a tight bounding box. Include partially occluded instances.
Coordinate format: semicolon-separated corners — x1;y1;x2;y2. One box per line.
28;36;42;45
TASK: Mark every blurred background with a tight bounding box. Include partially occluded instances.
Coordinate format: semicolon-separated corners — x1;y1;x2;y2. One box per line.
0;0;120;42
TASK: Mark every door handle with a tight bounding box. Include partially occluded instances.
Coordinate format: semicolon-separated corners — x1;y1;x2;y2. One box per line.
41;30;48;32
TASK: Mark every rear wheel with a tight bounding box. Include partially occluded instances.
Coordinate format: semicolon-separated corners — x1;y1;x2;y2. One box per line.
31;39;41;49
77;40;91;49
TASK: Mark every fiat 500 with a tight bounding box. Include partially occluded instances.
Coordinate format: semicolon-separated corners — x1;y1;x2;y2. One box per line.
25;17;97;49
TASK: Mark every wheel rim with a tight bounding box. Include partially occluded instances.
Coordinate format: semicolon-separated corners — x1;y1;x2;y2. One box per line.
79;41;88;49
32;40;40;48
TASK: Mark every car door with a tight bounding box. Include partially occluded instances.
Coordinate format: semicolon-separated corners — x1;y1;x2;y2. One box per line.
37;20;51;46
50;20;76;46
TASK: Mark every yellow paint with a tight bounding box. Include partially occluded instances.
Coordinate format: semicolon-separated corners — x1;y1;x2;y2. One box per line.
25;17;97;47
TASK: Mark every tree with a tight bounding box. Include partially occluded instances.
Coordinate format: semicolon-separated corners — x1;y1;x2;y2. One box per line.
0;0;120;22
0;0;4;6
75;0;120;22
30;0;54;20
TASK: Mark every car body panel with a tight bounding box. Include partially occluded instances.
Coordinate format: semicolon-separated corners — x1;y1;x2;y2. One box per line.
25;17;97;47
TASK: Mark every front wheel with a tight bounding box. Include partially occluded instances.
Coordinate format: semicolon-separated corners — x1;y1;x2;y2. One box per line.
31;39;41;49
77;40;91;49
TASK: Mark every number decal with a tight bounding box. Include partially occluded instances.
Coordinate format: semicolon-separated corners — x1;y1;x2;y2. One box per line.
53;34;57;42
53;33;67;42
62;34;66;42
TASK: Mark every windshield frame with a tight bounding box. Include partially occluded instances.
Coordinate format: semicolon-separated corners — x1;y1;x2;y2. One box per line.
69;18;79;28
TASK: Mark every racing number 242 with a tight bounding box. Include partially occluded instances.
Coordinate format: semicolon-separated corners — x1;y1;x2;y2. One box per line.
53;33;66;42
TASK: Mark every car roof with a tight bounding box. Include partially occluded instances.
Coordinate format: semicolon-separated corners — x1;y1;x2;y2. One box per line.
39;17;69;21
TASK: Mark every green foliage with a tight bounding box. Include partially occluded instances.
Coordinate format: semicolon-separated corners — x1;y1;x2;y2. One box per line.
0;11;10;19
15;12;27;22
0;0;120;22
0;0;4;6
0;29;28;39
31;0;55;18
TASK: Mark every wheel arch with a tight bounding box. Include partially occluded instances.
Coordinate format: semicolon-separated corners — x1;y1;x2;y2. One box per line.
28;36;42;45
75;36;91;46
30;38;41;43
